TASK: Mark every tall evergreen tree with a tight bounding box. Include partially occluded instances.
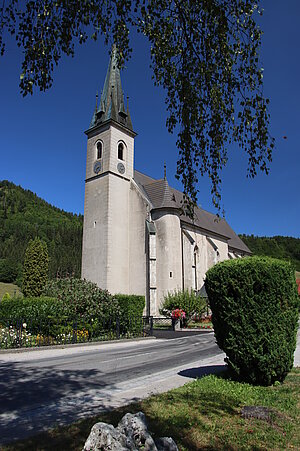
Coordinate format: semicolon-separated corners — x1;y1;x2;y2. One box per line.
22;237;49;297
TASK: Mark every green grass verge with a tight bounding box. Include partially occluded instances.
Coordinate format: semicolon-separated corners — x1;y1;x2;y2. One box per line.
0;282;22;300
3;368;300;451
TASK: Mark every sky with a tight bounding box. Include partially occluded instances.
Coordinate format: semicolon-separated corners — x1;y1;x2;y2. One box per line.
0;1;299;238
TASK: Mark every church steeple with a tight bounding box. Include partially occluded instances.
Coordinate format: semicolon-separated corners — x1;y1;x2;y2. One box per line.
89;45;133;132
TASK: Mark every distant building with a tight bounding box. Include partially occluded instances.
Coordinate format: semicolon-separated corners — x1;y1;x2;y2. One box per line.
81;47;251;316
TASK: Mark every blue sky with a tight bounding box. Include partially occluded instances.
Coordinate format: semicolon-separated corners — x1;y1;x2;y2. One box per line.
0;1;299;237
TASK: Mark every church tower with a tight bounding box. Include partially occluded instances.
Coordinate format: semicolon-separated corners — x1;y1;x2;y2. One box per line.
81;46;136;293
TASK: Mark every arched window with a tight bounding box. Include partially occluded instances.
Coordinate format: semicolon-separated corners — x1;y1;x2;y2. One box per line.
96;141;102;160
118;142;124;160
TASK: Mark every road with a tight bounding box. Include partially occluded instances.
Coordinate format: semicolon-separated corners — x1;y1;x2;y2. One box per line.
0;332;224;444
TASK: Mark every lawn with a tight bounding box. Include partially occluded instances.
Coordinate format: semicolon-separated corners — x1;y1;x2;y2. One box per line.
0;282;22;300
4;368;300;451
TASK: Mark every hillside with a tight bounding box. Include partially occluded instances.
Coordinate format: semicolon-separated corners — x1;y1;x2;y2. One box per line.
0;180;83;284
239;234;300;271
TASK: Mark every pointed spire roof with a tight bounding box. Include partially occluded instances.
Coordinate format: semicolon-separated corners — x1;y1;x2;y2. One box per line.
88;45;134;132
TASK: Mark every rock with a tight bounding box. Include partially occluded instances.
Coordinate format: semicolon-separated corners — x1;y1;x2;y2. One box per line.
83;422;137;451
118;412;157;451
83;412;178;451
155;437;178;451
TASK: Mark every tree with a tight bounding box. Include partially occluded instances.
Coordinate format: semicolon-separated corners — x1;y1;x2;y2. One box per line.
22;237;49;297
0;1;274;212
205;257;299;385
0;258;18;283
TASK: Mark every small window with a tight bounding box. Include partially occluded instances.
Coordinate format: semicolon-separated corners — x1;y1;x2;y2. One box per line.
118;142;124;160
96;141;102;159
170;271;173;278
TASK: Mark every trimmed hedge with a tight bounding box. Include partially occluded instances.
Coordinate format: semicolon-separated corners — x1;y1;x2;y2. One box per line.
0;281;147;345
0;296;61;335
159;289;207;322
114;294;145;336
205;256;300;386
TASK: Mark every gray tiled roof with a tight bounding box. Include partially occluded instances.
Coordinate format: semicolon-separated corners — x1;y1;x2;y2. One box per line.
134;170;251;254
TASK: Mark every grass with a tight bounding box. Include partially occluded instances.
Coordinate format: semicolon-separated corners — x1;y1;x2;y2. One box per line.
0;282;22;300
3;367;300;451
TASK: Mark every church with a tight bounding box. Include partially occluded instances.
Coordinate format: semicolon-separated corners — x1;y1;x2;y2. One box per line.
81;47;251;316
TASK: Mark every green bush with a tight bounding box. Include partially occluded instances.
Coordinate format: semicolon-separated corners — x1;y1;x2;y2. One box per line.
159;289;207;322
22;237;49;297
43;278;121;338
114;294;145;336
43;277;119;319
205;256;300;386
0;296;61;335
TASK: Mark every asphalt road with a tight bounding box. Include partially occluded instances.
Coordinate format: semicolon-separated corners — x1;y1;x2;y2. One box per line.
0;332;224;444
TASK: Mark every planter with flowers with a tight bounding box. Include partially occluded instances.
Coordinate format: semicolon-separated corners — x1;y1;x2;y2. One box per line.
171;309;186;331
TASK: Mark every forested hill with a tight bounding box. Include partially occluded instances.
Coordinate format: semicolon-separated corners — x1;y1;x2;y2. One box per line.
0;180;83;283
239;235;300;271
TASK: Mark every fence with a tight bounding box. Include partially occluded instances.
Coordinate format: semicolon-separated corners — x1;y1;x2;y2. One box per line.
0;315;154;349
151;317;173;330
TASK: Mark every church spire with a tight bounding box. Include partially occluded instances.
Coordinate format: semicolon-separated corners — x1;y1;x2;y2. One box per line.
89;45;133;131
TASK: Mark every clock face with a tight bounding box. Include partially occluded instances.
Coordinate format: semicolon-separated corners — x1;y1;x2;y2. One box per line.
93;161;101;174
117;162;125;174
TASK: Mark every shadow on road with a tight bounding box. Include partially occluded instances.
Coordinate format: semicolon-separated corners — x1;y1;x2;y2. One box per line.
178;364;226;379
152;329;213;339
0;361;129;445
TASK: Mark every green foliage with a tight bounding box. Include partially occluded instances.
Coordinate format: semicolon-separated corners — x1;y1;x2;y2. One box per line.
43;277;119;321
0;296;61;336
0;258;18;283
0;180;83;279
22;237;49;297
0;2;274;211
114;294;145;336
205;256;300;386
239;234;300;271
0;281;147;345
1;292;11;301
159;289;207;322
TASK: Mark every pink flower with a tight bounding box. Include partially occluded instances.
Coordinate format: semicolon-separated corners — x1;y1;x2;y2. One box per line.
171;309;186;320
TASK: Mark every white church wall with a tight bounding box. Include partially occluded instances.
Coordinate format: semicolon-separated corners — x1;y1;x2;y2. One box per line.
182;228;208;291
181;226;229;292
128;182;148;296
81;176;109;288
152;210;182;314
106;174;130;294
182;231;195;290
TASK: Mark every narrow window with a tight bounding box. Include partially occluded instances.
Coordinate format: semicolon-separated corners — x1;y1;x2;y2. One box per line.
118;142;124;160
97;141;102;159
169;271;173;278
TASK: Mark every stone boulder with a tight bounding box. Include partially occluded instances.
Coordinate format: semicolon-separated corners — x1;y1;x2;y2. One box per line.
83;412;178;451
83;422;137;451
